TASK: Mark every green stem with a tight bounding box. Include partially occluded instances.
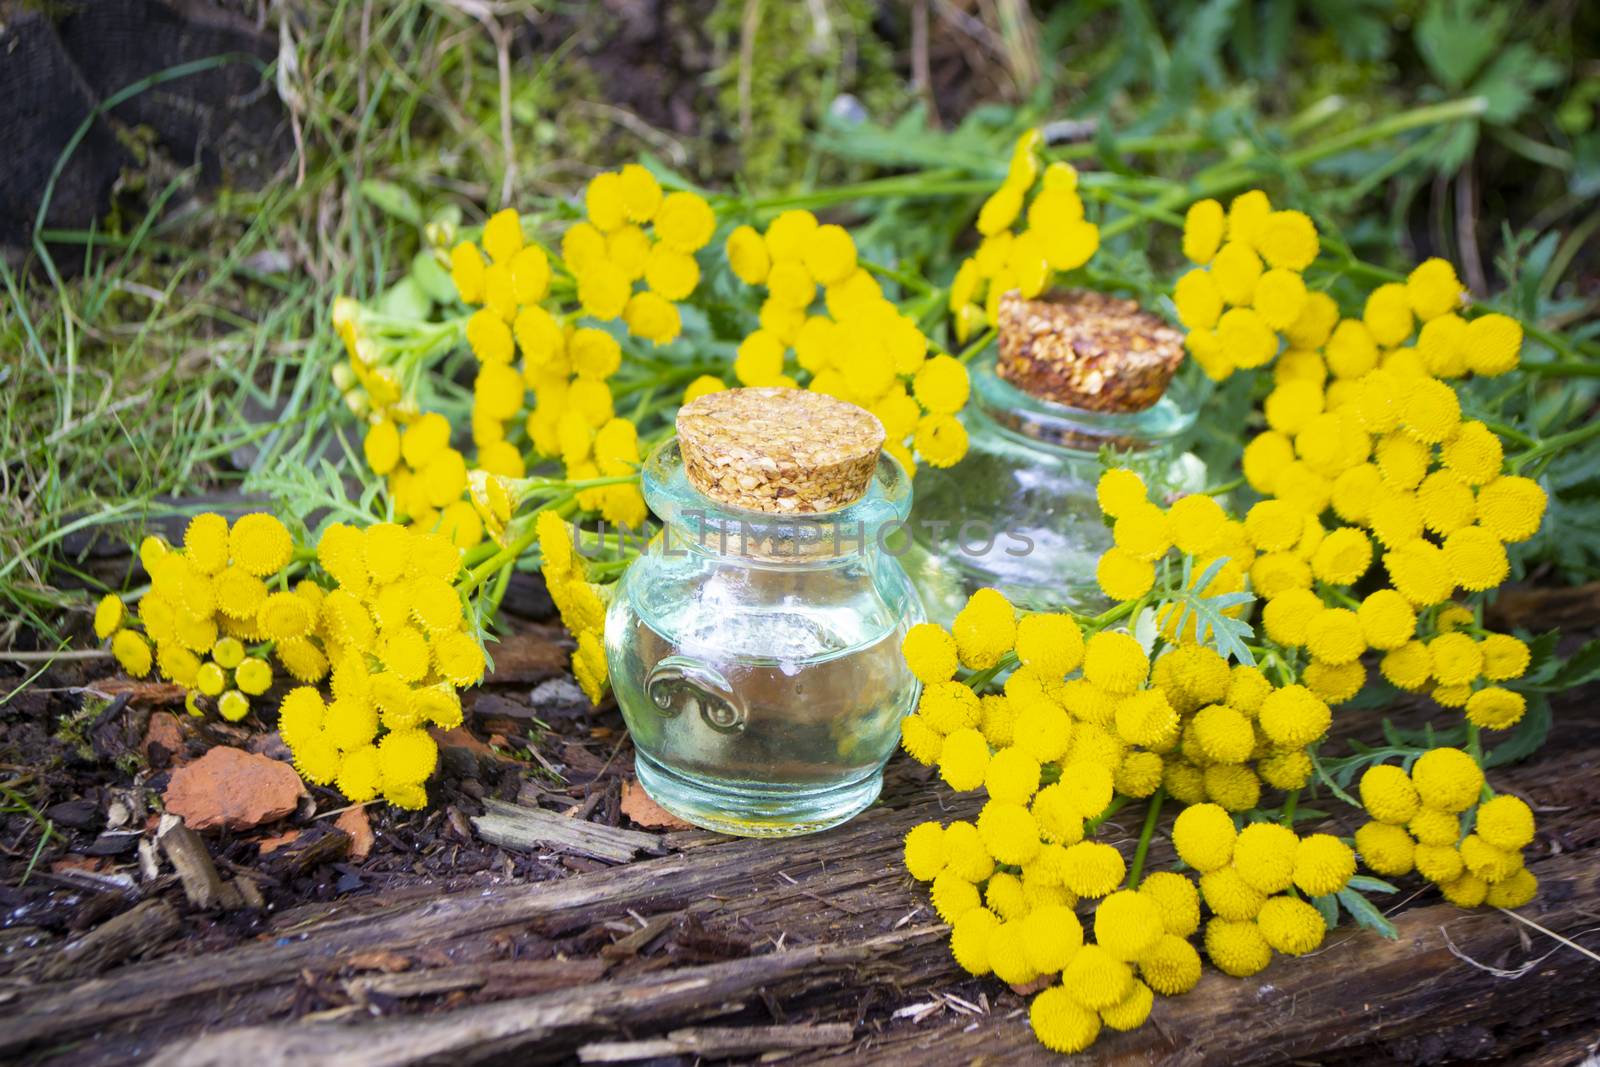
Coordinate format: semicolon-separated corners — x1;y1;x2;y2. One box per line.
1085;795;1130;835
460;494;577;595
1282;96;1489;172
742;176;996;213
1524;360;1600;378
1099;96;1489;242
861;256;934;296
963;650;1019;693
954;327;997;365
1280;789;1300;828
1509;417;1600;473
740;130;1213;214
1476;417;1539;450
1127;788;1165;890
1203;476;1244;497
485;557;514;617
1045;131;1212;162
1083;597;1138;632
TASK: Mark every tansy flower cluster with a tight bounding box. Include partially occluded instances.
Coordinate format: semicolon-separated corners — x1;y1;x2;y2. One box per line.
330;295;420;421
895;566;1542;1051
1173;190;1324;380
331;297;490;550
1092;467;1253;635
95;513;298;723
451;201;660;528
1234;323;1543;720
720;208;971;471
1354;754;1538;909
905;808;1201;1055
948;130;1101;343
1095;462;1538;720
269;518;483;809
558;167;713;342
363;410;485;549
100;512;484;810
536;509;611;704
1171;803;1354;977
895;584;1350;1052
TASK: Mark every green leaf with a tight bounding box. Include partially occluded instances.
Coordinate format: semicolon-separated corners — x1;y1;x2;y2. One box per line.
1520;629;1563;684
1416;0;1507;91
1310;0;1397;62
377;276;431;321
1475;43;1564;124
1347;875;1399;894
1337;886;1400;940
1548;637;1600;690
1429;121;1480;177
1168;0;1240;94
358;179;423;228
1485;693;1552;768
1152;552;1256;665
1344;676;1400;710
1312;892;1341;931
410;251;457;305
1571;133;1600;198
814;102;1005;175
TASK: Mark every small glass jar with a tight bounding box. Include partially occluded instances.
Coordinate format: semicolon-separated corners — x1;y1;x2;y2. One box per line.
904;350;1203;625
604;437;923;837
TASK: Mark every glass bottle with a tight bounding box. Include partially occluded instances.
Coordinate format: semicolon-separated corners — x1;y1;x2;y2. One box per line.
604;393;924;837
904;293;1204;626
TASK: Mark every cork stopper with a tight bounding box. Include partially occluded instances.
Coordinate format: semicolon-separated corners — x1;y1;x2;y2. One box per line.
675;388;885;513
996;289;1185;413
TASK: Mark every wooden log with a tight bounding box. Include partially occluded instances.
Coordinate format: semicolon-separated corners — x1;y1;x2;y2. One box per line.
40;898;180;980
147;928;941;1067
346;959;610;1003
578;1023;855;1062
6;703;1598;1064
793;852;1600;1066
0;799;931;1059
471;799;661;863
1485;580;1600;632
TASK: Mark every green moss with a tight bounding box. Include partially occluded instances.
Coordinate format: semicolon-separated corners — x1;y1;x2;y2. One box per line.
706;0;907;188
54;699;107;762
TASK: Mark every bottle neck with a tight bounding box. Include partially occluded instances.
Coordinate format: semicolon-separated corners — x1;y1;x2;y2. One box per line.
969;355;1198;455
659;509;896;565
642;440;914;566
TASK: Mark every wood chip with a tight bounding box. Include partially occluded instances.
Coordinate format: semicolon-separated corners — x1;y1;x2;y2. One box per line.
996;288;1184;413
470;799;661;864
259;826;351;879
156;814;226;910
676;388;884;513
335;805;375;861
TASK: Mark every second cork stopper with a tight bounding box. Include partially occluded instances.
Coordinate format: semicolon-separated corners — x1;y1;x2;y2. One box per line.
675;388;886;514
996;289;1185;413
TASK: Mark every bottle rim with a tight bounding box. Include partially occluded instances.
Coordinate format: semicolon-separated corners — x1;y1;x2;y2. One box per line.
968;350;1204;453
